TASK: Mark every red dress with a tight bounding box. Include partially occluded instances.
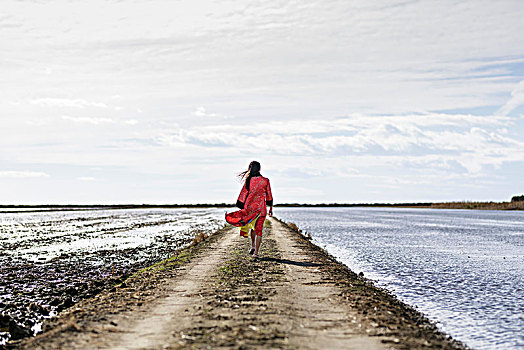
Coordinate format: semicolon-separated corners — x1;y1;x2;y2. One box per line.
225;176;273;236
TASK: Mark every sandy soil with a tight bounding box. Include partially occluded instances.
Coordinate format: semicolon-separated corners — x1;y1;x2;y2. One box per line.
10;218;468;349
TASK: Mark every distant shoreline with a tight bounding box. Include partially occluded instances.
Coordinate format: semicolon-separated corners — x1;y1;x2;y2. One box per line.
1;201;523;212
278;201;524;210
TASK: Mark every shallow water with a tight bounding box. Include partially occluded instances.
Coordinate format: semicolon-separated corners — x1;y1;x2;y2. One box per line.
1;208;224;262
276;207;524;350
0;208;225;345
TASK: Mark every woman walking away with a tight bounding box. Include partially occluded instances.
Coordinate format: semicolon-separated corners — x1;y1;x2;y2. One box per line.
236;161;273;258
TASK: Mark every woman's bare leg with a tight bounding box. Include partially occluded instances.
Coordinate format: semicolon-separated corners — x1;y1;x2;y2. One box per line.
250;229;256;248
254;235;262;256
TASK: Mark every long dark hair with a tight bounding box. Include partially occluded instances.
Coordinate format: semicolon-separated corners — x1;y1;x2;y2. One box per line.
238;161;261;191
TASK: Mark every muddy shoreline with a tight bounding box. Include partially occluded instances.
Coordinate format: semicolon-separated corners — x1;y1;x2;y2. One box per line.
0;244;181;345
4;227;230;350
7;218;468;349
0;208;223;346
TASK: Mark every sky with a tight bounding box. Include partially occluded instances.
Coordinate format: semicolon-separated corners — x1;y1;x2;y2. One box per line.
1;0;524;204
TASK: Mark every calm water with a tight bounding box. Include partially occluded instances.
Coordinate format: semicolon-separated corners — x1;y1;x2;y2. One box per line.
276;207;524;350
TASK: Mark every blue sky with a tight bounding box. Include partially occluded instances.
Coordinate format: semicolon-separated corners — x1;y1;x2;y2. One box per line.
1;0;524;204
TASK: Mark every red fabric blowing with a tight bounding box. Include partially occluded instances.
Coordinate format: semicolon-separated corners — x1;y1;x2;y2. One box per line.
225;210;258;227
228;176;273;236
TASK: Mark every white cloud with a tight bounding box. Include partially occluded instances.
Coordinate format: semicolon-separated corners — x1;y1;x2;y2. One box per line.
77;177;96;181
192;107;230;119
60;116;139;125
3;0;520;118
157;112;524;175
62;116;114;124
497;80;524;116
0;1;523;203
31;98;108;109
277;187;324;197
0;171;50;178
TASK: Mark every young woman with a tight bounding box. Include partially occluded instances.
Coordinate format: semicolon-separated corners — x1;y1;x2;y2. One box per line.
236;161;273;258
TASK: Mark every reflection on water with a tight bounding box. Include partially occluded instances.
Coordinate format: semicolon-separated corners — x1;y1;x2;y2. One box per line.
276;207;524;350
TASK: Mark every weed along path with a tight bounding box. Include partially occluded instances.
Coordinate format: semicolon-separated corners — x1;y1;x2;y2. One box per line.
16;218;467;350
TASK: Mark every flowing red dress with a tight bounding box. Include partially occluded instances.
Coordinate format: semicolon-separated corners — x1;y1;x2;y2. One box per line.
225;176;273;236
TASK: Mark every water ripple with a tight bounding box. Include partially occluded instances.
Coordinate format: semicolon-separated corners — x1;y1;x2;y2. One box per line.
277;207;524;350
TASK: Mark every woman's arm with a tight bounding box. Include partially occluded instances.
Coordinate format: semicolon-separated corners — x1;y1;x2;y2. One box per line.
266;179;273;216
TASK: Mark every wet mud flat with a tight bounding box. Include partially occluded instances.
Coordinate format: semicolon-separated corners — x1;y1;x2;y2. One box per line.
0;208;223;346
11;218;468;349
1;244;180;344
7;226;232;349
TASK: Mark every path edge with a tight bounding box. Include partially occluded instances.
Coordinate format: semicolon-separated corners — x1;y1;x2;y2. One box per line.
272;217;470;349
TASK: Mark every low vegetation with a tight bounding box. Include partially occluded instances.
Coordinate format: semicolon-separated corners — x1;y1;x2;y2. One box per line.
429;201;524;210
511;195;524;202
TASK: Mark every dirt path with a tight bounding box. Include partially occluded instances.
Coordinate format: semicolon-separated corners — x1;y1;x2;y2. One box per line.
102;227;238;350
271;219;384;349
103;218;382;349
16;218;467;350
